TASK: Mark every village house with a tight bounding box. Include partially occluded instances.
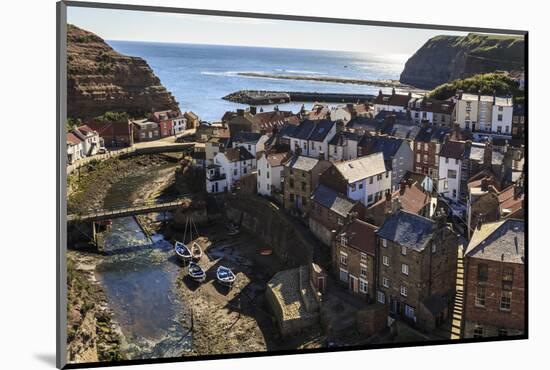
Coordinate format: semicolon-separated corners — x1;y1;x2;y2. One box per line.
72;125;102;157
346;116;383;136
376;211;461;332
309;184;366;246
413;126;451;180
253;107;300;134
372;89;412;115
511;104;525;141
229;131;269;162
183;111;200;130
365;180;437;227
191;147;206;169
437;140;467;202
225;109;262;133
85;120;134;148
151;110;187;137
454;92;513;135
330;103;371;123
282;155;331;213
401;171;434;193
206;146;255;193
195;123;230;143
306;104;331;120
318;153;391;207
328;131;361;161
66;132;84;164
284;119;337;160
358;136;414;191
463;219;525;338
256;150;291;197
204;136;229;167
132;119;160;142
334;219;378;300
408;97;455;126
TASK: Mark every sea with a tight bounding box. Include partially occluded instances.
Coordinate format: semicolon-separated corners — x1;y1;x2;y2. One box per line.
108;41;408;122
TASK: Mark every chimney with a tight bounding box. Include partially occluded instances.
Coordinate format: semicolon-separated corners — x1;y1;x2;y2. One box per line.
478;90;481;101
319;151;325;161
408;91;412;99
399;181;406;195
378;89;383;97
392;198;402;213
384;190;393;214
457;89;463;100
477;213;483;230
513;183;522;200
391;88;396;96
237;109;245;117
493;90;496;105
481;178;489;192
483;141;493;167
336;119;345;133
249;106;257;115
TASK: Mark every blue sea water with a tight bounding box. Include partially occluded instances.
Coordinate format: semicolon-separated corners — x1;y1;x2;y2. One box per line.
108;41;407;122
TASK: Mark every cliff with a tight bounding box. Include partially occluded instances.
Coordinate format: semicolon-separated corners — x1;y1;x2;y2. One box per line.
67;24;180;119
400;33;525;89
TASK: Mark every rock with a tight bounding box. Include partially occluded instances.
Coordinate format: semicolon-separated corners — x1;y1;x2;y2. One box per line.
67;24;180;119
400;33;525;89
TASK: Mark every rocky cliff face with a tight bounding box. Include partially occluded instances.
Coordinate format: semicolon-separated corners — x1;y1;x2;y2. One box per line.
67;25;180;119
400;33;525;89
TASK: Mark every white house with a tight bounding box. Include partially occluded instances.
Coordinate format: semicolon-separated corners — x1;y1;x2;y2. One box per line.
172;115;187;135
67;132;84;164
73;125;102;156
205;136;229;166
454;92;513;134
330;153;392;207
256;151;291;196
206;146;255;193
328;131;360;161
491;97;513;135
437;140;466;201
285;119;336;160
372;89;412;115
230;132;269;167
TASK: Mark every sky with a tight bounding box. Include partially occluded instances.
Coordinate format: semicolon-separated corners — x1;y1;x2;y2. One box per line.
67;6;476;57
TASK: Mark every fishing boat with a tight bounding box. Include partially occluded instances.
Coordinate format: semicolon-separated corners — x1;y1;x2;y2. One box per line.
191;242;203;260
174;241;192;262
187;262;206;282
216;266;236;287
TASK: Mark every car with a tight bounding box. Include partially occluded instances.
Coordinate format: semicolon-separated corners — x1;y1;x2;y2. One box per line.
97;147;108;154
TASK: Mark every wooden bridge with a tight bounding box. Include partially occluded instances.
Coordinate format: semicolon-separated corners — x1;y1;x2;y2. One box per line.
67;195;192;222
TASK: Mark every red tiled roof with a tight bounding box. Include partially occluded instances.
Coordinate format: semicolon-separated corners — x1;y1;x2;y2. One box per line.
498;185;524;215
370;182;431;215
67;132;82;145
373;92;411;107
439;140;466;159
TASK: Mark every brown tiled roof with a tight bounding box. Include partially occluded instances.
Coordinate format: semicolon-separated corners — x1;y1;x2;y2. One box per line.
225;146;254;162
86;121;132;136
67;132;82;145
410;98;455;114
498;185;524;216
341;219;378;255
439;140;466;159
307;104;330;120
266;151;291;167
254;111;297;132
369;182;431;215
76;124;95;135
373;93;411;107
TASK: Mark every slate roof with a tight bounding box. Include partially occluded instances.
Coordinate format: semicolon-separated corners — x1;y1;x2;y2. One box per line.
329;131;361;146
333;153;387;183
340;219;378;255
382;123;421;140
465;219;524;264
377;211;435;251
225;146;255;162
439;141;466;159
373;93;411;108
415;126;452;143
287;119;335;142
311;184;357;218
346;117;383;133
359;136;405;162
409;97;455;114
230;132;263;145
375;110;411;121
285;155;320;172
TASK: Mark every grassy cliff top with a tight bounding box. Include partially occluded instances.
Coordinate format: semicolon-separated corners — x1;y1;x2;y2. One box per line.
428;73;523;101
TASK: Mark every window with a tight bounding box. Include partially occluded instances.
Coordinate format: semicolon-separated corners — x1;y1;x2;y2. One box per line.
445;157;449;164
377;174;382;181
289;194;295;202
498;328;508;337
424;143;428;151
498;106;504;112
498;114;503;121
360;264;368;278
351;183;356;191
383;256;389;266
473;324;484;338
360;253;367;264
404;305;415;319
431;243;437;253
340;252;348;267
377;291;385;304
416;153;421;162
339;268;348;282
369;176;374;184
243;167;247;174
233;169;238;176
367;194;373;203
360;279;368;294
401;264;409;276
423;154;428;163
455;159;459;165
448;169;457;179
502;267;514;290
289;178;294;188
386;172;389;178
382;277;390;288
452;189;457;198
400;285;408;297
382;239;388;248
417;142;421;150
267;171;270;179
475;286;486;307
401;246;407;255
444;180;449;190
497;126;502;133
301;182;306;191
500;291;512;311
358;182;363;190
477;264;488;282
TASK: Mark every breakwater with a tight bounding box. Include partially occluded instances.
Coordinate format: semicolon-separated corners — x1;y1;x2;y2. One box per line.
223;90;378;105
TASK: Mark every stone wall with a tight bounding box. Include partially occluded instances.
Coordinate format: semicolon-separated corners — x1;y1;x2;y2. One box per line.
225;194;314;267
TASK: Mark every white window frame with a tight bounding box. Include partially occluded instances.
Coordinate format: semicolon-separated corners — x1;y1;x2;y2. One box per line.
382;277;390;288
400;285;408;297
359;279;368;294
401;263;409;276
383;255;389;266
377;291;385;304
360;264;368;278
401;245;407;255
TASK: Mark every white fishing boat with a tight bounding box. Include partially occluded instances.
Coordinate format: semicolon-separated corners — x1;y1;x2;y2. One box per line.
174;241;192;262
187;262;206;282
216;266;236;287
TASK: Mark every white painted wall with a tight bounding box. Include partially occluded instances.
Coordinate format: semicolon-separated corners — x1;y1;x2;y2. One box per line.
438;156;462;201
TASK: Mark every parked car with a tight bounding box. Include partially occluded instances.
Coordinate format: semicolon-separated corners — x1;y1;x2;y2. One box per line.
97;147;108;154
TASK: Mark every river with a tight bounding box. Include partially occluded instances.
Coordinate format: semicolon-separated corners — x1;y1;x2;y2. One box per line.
92;164;193;360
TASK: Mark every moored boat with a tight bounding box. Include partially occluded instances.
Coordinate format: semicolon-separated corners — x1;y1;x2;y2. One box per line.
216;266;236;287
187;262;206;282
175;241;192;262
